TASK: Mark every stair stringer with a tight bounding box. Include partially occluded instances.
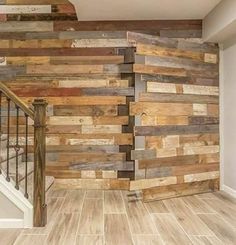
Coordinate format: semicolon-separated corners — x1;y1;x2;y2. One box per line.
0;172;33;228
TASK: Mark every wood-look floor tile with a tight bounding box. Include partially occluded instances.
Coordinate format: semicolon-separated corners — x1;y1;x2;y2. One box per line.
14;234;47;245
152;214;192;244
60;190;85;213
201;198;236;227
104;190;125;213
196;193;217;199
132;235;163;245
76;235;104;245
46;212;80;245
85;190;104;199
47;188;68;198
122;192;156;234
198;213;236;244
23;197;64;235
181;196;215;214
78;198;103;234
0;229;21;245
190;235;223;245
145;200;169;214
104;214;133;245
164;198;214;235
213;191;236;205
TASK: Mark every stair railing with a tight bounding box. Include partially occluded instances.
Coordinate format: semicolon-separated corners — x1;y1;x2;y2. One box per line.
0;82;48;227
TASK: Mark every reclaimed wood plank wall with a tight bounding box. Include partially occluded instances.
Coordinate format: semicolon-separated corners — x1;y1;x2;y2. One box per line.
128;32;219;200
0;0;218;193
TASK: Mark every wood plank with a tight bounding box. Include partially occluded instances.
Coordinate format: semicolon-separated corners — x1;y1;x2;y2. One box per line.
54;105;118;116
190;235;223;245
130;176;177;191
145;201;169;214
131;149;156;160
134;64;187;77
60;190;85;213
143;179;219;202
130;102;193;116
54;178;130;190
46;212;80;244
14;235;47;245
181;195;215;214
0;48;117;56
78;198;103;234
23;96;126;105
104;190;125;213
0;21;53;32
134;125;219;136
122;192;156;234
0;229;21;245
152;214;192;244
164;198;214;235
184;171;220;183
0;5;51;14
105;214;133;245
139;92;218;104
76;235;104;245
201;198;236;227
132;235;163;245
198;214;236;244
54;20;202;32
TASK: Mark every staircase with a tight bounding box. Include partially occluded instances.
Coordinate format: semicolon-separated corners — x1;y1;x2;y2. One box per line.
0;82;54;228
0;134;54;202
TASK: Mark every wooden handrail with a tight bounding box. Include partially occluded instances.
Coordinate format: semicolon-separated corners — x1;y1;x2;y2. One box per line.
0;82;48;227
0;82;34;119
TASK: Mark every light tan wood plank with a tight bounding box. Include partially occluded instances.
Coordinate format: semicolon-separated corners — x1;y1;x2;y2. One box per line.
78;198;103;234
190;235;223;245
152;213;192;244
164;198;214;235
0;229;21;245
14;234;47;245
60;190;85;213
145;201;169;214
76;235;104;245
85;190;104;199
132;235;163;245
104;214;133;245
201;198;236;228
46;212;80;245
122;192;156;234
104;190;125;213
181;196;215;214
198;213;236;245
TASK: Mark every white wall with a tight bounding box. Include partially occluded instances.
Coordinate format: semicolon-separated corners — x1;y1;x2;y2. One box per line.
203;0;236;42
221;38;236;196
0;192;23;219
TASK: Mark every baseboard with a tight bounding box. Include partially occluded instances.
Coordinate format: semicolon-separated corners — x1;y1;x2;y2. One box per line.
222;185;236;198
0;219;24;228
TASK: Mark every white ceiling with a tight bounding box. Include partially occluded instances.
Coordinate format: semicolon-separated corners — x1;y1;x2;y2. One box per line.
70;0;222;21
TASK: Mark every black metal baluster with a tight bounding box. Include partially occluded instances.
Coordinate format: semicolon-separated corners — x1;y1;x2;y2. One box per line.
0;91;2;136
24;114;29;199
0;92;2;175
6;98;10;182
15;105;19;190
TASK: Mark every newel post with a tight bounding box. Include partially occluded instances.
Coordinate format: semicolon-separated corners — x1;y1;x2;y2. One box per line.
33;99;47;227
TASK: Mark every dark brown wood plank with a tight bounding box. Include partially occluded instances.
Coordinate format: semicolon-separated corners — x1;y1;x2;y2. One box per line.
54;20;202;32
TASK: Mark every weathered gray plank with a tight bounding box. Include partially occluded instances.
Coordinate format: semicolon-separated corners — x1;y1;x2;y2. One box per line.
139;93;219;104
134;125;219;136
